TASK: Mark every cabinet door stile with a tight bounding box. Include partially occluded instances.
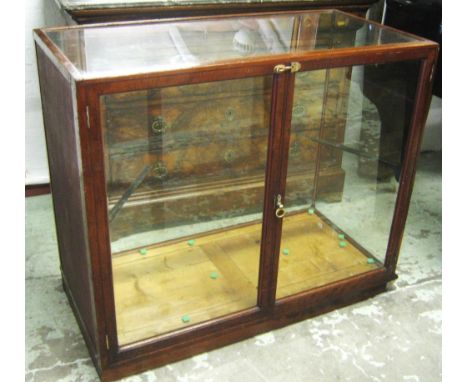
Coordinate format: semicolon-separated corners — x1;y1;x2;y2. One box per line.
257;69;296;309
384;51;438;274
83;86;122;362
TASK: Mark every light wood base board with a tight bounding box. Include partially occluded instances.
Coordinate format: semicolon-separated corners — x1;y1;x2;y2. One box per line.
112;211;379;345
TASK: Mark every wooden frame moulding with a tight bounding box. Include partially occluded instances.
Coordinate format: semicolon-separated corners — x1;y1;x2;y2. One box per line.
258;68;297;308
34;10;439;381
384;48;439;275
35;8;433;81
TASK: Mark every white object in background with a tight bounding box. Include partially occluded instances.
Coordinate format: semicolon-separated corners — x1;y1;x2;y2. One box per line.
26;0;65;186
257;19;285;53
233;28;257;55
168;26;200;65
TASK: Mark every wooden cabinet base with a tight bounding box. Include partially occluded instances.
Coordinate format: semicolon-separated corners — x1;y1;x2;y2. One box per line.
95;272;392;381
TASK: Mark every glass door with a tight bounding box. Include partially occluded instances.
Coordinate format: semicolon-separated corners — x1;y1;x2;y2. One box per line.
100;75;273;345
276;61;420;299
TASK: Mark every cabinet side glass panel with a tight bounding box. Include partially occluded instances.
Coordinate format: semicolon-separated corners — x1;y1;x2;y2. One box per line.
276;60;420;299
101;76;272;345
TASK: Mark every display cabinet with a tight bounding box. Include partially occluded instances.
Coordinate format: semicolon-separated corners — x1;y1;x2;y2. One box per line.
34;10;438;381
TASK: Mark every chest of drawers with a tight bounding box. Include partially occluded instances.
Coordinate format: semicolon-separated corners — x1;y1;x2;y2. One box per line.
103;66;350;240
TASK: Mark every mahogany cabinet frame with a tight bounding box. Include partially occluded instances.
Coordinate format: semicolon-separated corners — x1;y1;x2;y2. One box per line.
34;10;439;381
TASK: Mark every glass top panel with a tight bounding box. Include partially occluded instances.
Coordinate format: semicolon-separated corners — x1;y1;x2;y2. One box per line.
43;10;421;78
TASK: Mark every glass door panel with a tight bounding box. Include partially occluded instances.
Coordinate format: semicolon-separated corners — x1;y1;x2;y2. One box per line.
101;76;272;345
276;61;420;299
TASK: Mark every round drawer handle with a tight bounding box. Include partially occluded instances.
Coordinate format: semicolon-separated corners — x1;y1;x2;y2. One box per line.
224;108;236;122
153;162;168;180
151;116;168;134
224;150;236;164
292;104;306;117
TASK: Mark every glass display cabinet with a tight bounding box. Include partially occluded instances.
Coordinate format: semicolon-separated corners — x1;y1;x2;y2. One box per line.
34;10;438;381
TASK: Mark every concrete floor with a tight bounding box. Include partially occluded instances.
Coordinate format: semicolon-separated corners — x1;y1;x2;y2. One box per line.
25;151;441;382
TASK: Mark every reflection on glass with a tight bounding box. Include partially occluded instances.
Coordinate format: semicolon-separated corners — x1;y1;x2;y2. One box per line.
104;76;272;345
45;10;421;78
276;61;420;299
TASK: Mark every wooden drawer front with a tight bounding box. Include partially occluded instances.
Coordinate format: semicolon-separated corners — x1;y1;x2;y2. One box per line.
102;71;337;145
107;128;321;188
102;78;272;145
102;68;350;199
108;167;345;241
108;135;266;186
102;91;150;144
108;175;267;241
149;90;270;138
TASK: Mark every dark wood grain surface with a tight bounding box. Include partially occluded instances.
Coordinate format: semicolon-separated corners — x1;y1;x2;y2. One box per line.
36;45;100;371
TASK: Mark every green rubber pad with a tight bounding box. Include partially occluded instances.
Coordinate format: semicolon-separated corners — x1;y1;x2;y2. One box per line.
367;258;376;264
307;208;315;215
139;248;148;255
181;315;190;323
339;241;347;248
187;239;195;246
210;271;218;280
282;248;290;255
338;233;345;240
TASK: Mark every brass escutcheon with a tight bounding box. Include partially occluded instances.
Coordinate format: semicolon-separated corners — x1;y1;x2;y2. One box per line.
153;162;168;180
224;108;236;122
224;150;236;164
292;103;306;117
